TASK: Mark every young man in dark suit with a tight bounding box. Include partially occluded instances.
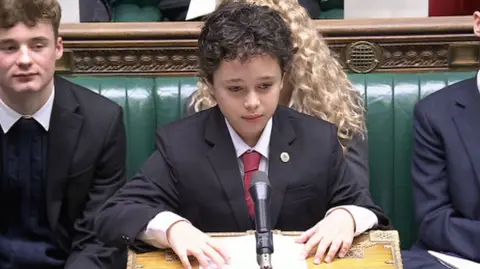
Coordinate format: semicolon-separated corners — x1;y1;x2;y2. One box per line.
402;11;480;269
95;2;390;269
0;0;127;268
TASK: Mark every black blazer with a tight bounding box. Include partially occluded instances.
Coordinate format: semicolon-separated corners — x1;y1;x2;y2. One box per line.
410;77;480;262
94;105;390;248
183;97;370;190
0;76;127;269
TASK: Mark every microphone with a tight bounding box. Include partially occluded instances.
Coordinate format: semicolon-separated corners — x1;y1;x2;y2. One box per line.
249;171;274;269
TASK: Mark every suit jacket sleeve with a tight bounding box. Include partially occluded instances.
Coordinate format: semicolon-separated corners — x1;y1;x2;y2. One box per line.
65;107;128;269
412;103;480;260
327;125;391;229
343;133;369;190
94;128;178;249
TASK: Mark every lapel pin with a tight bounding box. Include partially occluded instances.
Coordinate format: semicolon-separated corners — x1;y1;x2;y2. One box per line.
280;152;290;163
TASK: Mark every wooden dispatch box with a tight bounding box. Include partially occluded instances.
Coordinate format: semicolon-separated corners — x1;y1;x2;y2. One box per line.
127;230;403;269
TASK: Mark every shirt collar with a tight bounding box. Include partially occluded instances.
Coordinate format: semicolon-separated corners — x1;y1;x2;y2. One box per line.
0;87;55;133
225;117;272;159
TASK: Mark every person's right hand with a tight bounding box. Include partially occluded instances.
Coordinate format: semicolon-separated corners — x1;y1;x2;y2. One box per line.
167;221;231;269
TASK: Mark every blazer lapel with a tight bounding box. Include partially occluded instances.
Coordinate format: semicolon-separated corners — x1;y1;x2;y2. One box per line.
268;108;296;228
205;107;252;231
46;77;83;230
453;78;480;187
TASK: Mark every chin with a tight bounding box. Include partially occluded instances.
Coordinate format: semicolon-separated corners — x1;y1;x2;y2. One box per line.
12;83;43;93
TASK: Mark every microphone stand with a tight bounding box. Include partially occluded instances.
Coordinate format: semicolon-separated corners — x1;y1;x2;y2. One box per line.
255;230;274;269
249;172;274;269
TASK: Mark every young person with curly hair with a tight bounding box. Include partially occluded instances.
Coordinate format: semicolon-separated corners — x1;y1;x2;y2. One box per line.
95;2;389;268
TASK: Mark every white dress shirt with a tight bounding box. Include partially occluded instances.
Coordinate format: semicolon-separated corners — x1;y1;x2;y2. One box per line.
139;117;378;248
0;88;55;133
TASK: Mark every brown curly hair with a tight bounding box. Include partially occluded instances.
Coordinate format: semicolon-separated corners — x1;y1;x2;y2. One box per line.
198;1;294;85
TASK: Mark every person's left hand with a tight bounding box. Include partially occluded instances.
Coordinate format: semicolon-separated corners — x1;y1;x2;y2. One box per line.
295;208;355;264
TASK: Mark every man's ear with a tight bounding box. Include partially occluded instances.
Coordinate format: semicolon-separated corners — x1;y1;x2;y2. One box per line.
474;11;480;37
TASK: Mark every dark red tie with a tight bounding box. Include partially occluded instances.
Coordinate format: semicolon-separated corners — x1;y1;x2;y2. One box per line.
241;151;262;216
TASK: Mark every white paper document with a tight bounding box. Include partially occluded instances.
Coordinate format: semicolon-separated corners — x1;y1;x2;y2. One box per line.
200;234;307;269
428;250;480;269
185;0;221;20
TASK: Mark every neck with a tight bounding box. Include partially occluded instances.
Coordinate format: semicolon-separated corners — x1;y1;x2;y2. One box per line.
0;83;52;116
244;134;261;148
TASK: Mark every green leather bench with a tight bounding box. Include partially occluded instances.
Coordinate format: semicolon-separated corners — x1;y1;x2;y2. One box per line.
62;71;476;250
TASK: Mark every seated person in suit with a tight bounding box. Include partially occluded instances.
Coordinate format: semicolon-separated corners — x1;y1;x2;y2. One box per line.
94;2;390;269
0;0;127;268
402;11;480;269
185;0;370;190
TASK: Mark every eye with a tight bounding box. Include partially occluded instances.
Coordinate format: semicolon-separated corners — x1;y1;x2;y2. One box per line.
0;45;17;52
228;86;243;92
258;83;272;89
32;43;45;50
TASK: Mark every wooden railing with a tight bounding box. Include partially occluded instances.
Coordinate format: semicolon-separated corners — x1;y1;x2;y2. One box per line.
56;16;480;76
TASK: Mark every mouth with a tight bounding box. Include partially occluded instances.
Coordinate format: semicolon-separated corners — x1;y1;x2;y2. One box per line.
13;73;37;78
242;115;263;121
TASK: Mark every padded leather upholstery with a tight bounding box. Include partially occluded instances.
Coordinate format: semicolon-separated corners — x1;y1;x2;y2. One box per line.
63;71;476;249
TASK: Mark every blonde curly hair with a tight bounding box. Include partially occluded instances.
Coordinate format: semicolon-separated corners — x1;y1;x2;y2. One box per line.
189;0;366;147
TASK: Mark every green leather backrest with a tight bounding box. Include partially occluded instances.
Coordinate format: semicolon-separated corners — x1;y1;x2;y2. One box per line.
64;71;476;249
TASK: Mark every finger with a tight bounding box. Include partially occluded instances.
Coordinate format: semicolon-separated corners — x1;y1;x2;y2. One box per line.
176;249;192;269
188;248;210;269
209;239;231;264
314;236;332;264
338;238;352;258
203;244;227;269
301;232;323;259
296;226;316;243
324;238;343;263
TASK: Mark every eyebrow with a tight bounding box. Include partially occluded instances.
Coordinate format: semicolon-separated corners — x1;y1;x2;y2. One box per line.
225;78;243;83
0;36;49;44
257;76;276;80
224;76;276;83
31;37;49;42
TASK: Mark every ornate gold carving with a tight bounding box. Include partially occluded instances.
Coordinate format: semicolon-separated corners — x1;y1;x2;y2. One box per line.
369;230;397;242
368;230;403;269
67;48;199;74
57;16;480;75
56;42;475;75
343;248;364;259
381;44;449;70
126;249;136;268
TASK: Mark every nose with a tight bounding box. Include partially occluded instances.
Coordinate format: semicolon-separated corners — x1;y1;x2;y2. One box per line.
16;46;33;67
244;91;260;111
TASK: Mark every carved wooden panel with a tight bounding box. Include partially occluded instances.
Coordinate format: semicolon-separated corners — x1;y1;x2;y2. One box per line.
56;17;480;75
